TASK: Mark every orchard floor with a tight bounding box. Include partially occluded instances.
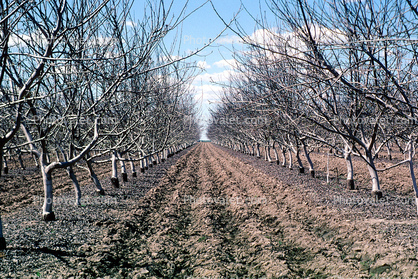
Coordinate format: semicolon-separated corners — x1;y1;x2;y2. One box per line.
1;143;418;278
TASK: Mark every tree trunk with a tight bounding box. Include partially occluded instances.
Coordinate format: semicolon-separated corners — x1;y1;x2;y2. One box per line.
111;151;119;188
3;155;8;175
0;145;3;177
291;144;304;173
161;149;166;162
281;146;287;167
288;148;293;169
148;155;154;168
295;148;304;173
86;158;105;195
302;141;314;177
41;163;55;221
33;154;39;168
55;149;61;161
18;151;25;170
0;215;5;249
268;146;273;162
256;143;261;158
326;152;330;184
156;152;161;165
67;166;81;206
129;155;137;177
144;156;149;170
119;153;128;182
365;151;382;200
273;144;280;165
386;142;392;160
407;140;418;215
344;145;355;190
140;157;145;173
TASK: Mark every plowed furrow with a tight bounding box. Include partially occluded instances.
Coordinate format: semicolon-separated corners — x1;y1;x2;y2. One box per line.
132;143;361;278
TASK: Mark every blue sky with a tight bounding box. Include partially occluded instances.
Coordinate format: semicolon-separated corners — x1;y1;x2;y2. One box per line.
133;0;273;139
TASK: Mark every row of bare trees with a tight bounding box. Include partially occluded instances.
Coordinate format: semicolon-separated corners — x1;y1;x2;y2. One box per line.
0;0;203;249
208;0;418;214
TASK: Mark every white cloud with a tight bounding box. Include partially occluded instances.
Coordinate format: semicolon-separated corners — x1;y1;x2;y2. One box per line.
213;59;237;69
197;60;211;70
217;35;242;44
193;69;234;84
126;21;136;27
193;84;222;102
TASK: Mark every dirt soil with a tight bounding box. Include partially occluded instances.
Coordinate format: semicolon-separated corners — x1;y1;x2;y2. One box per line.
1;143;418;278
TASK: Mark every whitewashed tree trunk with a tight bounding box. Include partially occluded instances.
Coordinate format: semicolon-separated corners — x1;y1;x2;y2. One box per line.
0;215;4;249
111;150;119;188
344;145;355;190
55;149;61;161
129;155;137;177
386;142;392;160
144;155;149;170
0;146;3;177
266;145;273;163
326;152;330;184
3;156;8;175
407;140;418;215
288;148;293;169
32;154;39;168
41;158;55;221
281;146;287;167
264;146;268;161
154;153;159;165
119;153;128;182
273;144;280;165
0;215;4;250
148;155;154;168
86;156;105;195
302;141;314;177
140;157;145;173
64;146;81;205
256;143;261;158
18;151;25;170
293;146;304;173
160;149;165;162
67;166;81;206
364;150;382;200
244;143;248;154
